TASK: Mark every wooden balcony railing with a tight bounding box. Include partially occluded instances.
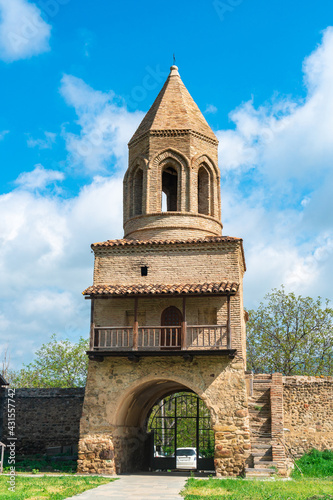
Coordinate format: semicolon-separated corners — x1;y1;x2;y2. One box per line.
187;325;227;348
92;324;230;351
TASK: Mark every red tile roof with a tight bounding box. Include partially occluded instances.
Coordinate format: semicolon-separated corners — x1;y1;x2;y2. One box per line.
83;281;239;297
91;236;242;249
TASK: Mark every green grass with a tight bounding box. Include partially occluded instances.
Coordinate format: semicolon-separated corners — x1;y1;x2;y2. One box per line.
182;449;333;500
293;449;333;478
0;475;115;499
3;454;77;474
181;477;333;500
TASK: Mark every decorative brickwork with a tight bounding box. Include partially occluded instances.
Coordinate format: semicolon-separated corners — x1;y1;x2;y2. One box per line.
123;66;222;240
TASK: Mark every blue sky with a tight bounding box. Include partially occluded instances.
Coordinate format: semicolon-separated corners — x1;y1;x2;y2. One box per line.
1;0;333;367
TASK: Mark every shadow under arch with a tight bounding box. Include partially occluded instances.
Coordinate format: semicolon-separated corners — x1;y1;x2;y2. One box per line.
114;376;209;428
112;376;216;474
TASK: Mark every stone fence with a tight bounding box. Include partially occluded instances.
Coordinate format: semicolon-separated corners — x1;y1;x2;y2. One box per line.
0;387;85;454
283;376;333;457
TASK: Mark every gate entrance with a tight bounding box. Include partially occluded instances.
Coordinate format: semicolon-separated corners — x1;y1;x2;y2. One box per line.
147;392;214;471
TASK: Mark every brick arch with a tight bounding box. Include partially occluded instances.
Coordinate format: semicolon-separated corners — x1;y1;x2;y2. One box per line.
150;148;190;213
124;156;148;218
192;154;221;218
192;154;219;177
151;148;189;171
113;376;216;428
124;155;148;183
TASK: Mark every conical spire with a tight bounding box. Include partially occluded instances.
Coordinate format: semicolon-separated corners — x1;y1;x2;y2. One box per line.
129;66;217;144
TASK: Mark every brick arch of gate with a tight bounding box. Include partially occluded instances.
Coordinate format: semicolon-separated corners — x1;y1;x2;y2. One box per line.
77;357;251;476
111;376;215;473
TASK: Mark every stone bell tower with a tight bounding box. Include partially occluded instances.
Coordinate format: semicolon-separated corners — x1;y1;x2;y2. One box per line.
124;64;222;241
78;65;250;477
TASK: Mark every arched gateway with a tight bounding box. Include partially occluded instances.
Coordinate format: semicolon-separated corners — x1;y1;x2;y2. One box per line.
78;65;250;477
148;392;215;471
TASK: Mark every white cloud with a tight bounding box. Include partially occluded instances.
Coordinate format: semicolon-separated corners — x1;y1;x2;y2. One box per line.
0;173;123;367
0;130;9;140
218;27;333;307
205;104;218;114
0;73;142;368
27;131;56;149
14;164;64;190
2;29;333;370
0;0;51;62
60;74;144;173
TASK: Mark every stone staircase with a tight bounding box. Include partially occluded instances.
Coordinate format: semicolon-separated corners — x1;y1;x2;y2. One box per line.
245;374;279;478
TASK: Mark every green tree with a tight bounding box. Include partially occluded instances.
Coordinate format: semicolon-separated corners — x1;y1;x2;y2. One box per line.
247;287;333;375
8;335;89;388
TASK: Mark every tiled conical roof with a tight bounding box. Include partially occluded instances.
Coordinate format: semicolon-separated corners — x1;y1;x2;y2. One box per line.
129;65;217;144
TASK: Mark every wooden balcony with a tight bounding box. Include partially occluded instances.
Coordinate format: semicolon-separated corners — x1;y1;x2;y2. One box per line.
89;324;236;361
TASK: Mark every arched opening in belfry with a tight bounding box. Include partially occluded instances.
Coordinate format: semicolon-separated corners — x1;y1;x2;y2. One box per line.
198;165;210;215
133;168;143;216
162;166;178;211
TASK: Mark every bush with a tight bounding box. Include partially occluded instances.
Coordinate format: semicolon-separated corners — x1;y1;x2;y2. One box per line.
292;449;333;478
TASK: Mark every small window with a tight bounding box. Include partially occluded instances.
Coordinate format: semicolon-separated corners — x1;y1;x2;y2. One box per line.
133;168;143;216
162;166;178;211
198;166;210;215
141;266;148;276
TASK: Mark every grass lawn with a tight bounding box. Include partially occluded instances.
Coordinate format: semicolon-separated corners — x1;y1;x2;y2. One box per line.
0;475;115;500
3;454;77;474
181;477;333;499
182;449;333;499
293;450;333;479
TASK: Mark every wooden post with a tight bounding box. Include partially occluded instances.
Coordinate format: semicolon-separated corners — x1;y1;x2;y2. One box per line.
181;296;187;350
90;299;95;350
227;295;231;349
133;297;138;350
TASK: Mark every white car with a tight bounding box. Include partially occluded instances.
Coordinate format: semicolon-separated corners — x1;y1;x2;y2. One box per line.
176;447;197;469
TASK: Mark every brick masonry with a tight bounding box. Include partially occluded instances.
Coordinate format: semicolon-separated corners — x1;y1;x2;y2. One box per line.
123;67;222;241
270;373;286;470
78;65;253;476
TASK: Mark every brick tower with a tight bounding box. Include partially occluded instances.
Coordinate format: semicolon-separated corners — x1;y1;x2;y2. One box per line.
78;65;251;476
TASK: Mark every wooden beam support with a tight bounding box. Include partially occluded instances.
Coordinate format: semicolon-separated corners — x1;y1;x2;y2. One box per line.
181;296;187;350
133;297;139;350
227;294;232;350
90;299;95;350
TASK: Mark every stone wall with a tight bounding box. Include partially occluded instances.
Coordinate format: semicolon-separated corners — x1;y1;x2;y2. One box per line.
283;376;333;457
0;388;85;454
78;356;251;476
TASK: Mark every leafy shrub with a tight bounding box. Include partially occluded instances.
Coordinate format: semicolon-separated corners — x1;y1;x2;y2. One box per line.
292;449;333;478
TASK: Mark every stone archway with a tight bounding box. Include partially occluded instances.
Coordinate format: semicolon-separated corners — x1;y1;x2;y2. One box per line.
112;379;203;473
78;357;251;476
